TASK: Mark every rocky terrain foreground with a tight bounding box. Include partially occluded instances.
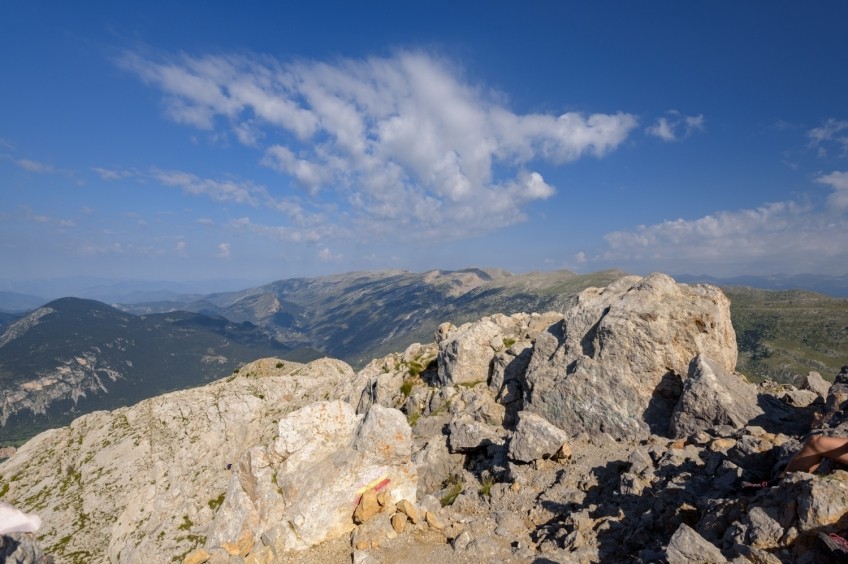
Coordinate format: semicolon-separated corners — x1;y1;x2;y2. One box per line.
3;273;848;563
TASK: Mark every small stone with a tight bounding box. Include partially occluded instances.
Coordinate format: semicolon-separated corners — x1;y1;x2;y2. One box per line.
396;499;421;524
354;489;381;524
552;441;571;462
183;548;212;564
391;512;407;533
245;546;275;564
376;490;389;507
425;511;444;530
670;439;686;449
355;541;369;550
221;529;254;556
511;482;521;492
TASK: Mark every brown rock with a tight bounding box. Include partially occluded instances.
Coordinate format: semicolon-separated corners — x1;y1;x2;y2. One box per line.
391;512;407;533
354;489;381;524
220;529;254;557
396;499;421;524
245;546;275;564
552;441;572;462
183;548;211;564
376;490;389;507
425;511;444;530
356;541;369;550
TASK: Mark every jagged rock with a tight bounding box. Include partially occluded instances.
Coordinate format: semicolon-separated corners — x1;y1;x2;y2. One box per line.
795;471;848;532
524;274;737;439
0;357;364;562
781;389;820;407
666;523;727;563
351;512;396;549
801;371;831;398
436;318;503;386
183;548;212;564
206;401;417;554
396;499;421;524
354;489;381;524
436;312;563;387
411;435;465;494
447;414;502;453
508;411;571;463
669;355;764;438
0;532;54;564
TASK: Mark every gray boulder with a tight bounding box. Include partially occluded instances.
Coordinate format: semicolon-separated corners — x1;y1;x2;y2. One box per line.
669;355;764;438
800;371;831;398
524;274;737;439
508;411;571;463
666;523;727;563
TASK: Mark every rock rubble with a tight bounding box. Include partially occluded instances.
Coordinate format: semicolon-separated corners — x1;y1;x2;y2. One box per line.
2;274;848;563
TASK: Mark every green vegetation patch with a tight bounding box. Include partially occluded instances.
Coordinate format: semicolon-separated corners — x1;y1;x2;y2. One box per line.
207;492;225;511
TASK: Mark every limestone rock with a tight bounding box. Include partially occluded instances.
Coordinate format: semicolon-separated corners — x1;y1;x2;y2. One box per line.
508;411;571;463
669;355;764;438
436;318;503;386
666;523;727;563
0;532;54;564
801;371;831;398
353;489;381;524
447;414;502;453
0;357;362;562
524;274;737;439
206;401;417;554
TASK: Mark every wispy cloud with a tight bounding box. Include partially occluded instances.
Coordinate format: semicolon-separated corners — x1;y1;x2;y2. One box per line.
808;118;848;157
119;49;639;240
597;171;848;275
645;110;705;142
216;242;231;259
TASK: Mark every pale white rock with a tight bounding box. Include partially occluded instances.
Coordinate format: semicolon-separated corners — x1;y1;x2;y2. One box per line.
205;402;418;554
508;411;571;463
0;357;362;562
447;414;503;453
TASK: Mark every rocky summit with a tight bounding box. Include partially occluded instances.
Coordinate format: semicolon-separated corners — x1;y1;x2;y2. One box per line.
2;273;848;563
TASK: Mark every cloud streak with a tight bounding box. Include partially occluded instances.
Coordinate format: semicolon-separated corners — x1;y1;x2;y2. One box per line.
119;49;638;240
645;110;704;142
598;171;848;275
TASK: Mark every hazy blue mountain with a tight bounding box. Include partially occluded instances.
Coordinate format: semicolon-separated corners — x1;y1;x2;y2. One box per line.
0;291;48;313
0;297;319;445
675;273;848;297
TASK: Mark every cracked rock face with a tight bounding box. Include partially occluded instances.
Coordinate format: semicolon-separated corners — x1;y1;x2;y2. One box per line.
522;273;737;439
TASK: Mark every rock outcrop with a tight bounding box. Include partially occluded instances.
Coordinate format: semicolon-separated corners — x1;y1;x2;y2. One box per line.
4;273;848;563
521;273;737;439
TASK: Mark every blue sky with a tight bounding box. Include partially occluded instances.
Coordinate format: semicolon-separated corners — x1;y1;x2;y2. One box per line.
2;1;848;290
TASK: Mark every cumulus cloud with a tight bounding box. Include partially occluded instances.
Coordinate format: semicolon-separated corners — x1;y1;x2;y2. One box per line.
216;242;231;259
598;171;848;275
119;49;638;240
646;110;705;142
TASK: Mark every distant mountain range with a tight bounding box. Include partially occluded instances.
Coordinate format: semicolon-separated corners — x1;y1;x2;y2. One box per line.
4;271;848;313
0;297;319;444
3;267;848;446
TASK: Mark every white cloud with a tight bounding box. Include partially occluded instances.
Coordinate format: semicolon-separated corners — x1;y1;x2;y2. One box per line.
151;169;265;206
817;171;848;210
808;119;848;157
318;247;342;261
176;241;187;257
216;242;231;259
16;158;55;173
120;49;639;240
646;110;705;142
92;167;136;180
598;172;848;275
